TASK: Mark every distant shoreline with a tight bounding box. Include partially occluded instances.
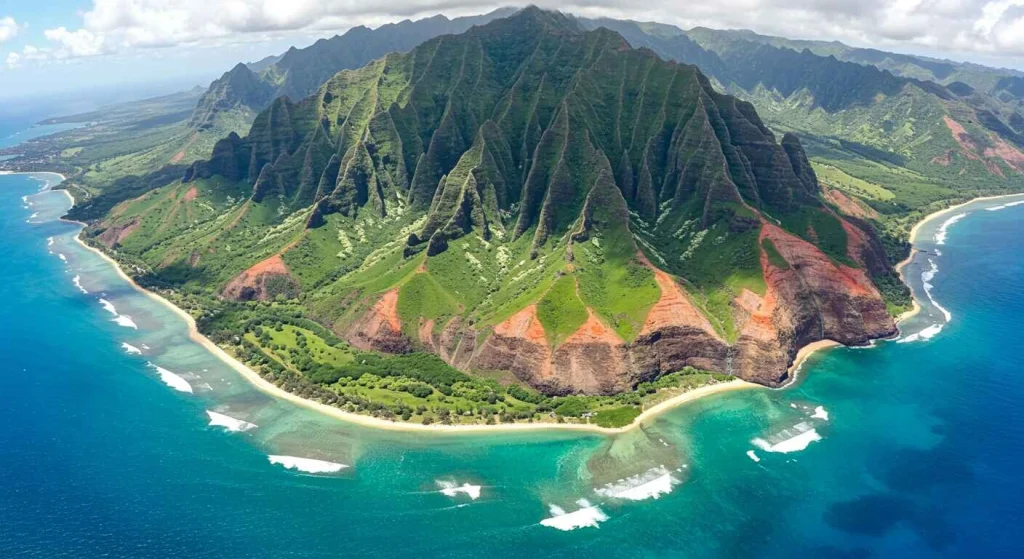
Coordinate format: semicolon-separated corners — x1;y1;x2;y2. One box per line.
893;193;1024;325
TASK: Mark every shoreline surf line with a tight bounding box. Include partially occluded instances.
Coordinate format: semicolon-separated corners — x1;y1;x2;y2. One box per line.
45;173;1021;435
769;192;1024;388
65;216;753;435
894;193;1024;325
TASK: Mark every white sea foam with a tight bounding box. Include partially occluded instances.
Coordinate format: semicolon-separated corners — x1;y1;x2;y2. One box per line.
594;465;677;501
746;450;761;462
206;410;258;432
752;422;823;453
267;455;347;474
985;200;1024;212
46;237;53;247
113;315;138;329
148;362;193;393
98;298;117;315
934;212;966;245
539;499;609;531
897;323;944;344
436;480;482;500
72;275;88;294
57;253;67;262
121;342;142;355
27;212;38;221
810;406;829;421
920;258;952;322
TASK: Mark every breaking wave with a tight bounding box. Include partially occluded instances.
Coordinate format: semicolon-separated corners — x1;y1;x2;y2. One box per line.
57;253;66;262
934;212;966;245
985;200;1024;212
98;298;117;315
539;499;609;531
72;275;88;294
593;465;678;501
810;405;829;421
897;323;944;344
267;455;347;474
113;315;138;329
206;410;258;432
746;450;761;462
921;258;952;322
98;298;137;328
147;362;193;393
436;480;482;500
752;422;823;453
121;342;142;355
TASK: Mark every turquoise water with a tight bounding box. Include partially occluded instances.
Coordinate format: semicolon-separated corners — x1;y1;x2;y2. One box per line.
2;133;1024;555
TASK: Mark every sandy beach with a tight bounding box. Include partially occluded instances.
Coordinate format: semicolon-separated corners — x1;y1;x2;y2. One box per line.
54;172;1024;436
893;193;1024;324
68;221;752;435
787;340;841;380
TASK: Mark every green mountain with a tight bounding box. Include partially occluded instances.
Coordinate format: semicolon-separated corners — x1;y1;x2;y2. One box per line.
90;7;898;415
188;9;517;133
685;26;1024;93
585;18;1024;259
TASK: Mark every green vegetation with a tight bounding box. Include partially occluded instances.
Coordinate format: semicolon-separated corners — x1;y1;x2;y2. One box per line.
205;298;732;426
592;406;641;428
396;273;459;330
536;275;589;345
812;162;895;201
778;208;856;267
22;7;1023;429
761;238;789;269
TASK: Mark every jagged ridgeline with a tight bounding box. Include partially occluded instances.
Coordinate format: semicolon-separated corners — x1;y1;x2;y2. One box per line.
186;9;819;257
137;8;896;394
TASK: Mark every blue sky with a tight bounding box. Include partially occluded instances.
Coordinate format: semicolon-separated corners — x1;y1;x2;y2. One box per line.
1;1;1023;105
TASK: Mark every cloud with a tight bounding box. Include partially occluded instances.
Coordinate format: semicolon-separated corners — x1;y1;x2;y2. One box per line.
10;0;1024;68
0;16;19;43
44;27;107;57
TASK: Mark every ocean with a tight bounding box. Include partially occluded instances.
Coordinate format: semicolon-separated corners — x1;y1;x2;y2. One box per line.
2;119;1023;557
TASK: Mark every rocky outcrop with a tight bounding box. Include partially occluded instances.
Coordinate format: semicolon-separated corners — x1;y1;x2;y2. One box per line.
96;217;139;248
342;218;897;395
345;289;411;353
221;255;299;301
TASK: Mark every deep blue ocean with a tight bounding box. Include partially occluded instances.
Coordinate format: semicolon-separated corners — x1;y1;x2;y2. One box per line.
2;117;1023;558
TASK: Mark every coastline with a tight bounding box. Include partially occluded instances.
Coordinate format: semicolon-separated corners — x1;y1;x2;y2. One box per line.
50;173;1023;435
775;192;1024;382
66;217;753;435
893;192;1024;324
787;340;841;382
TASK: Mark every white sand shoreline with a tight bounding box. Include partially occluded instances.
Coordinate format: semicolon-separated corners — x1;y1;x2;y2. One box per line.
57;199;753;435
893;192;1024;324
47;169;1022;436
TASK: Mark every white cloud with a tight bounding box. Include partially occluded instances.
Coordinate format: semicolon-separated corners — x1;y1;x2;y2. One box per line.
6;45;47;69
0;16;19;43
10;0;1024;68
44;27;107;57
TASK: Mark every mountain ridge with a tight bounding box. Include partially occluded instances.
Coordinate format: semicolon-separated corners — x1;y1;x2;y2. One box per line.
92;7;897;399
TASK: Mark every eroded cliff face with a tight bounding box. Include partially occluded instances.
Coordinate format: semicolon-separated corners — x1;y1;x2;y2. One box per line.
344;289;411;353
221;255;299;301
340;219;896;395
